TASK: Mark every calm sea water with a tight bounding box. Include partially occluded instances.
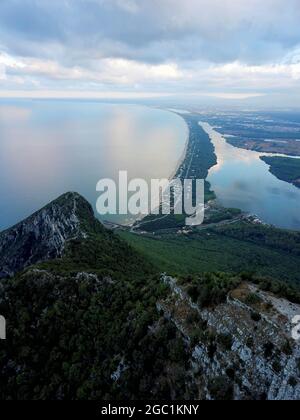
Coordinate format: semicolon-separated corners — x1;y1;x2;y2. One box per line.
202;122;300;231
0;101;187;230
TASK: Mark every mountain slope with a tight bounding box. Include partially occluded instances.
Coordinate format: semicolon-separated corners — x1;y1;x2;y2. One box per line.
0;193;300;400
159;275;300;400
119;223;300;286
0;193;105;278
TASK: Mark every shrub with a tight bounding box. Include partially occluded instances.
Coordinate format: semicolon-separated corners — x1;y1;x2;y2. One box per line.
264;342;274;359
251;312;262;322
272;360;282;374
208;377;234;400
245;293;262;305
187;285;199;303
288;377;297;387
190;331;202;348
169;339;187;363
186;311;202;325
226;368;235;380
246;337;254;348
218;333;233;351
282;341;293;356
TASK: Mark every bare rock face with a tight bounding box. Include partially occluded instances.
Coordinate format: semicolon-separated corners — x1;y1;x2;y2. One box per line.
0;192;99;278
159;275;300;400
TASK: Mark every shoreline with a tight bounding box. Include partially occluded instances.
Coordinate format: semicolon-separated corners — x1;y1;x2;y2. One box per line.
201;121;300;231
169;122;190;180
167;111;190;181
116;110;190;228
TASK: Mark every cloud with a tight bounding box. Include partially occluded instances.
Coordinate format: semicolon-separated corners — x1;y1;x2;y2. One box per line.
0;0;300;101
1;52;182;86
1;0;299;62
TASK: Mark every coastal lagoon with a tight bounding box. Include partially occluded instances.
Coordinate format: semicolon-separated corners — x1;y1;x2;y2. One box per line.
2;102;300;232
0;101;187;230
202;122;300;231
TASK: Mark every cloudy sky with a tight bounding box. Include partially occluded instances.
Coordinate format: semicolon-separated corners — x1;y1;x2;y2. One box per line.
1;0;300;103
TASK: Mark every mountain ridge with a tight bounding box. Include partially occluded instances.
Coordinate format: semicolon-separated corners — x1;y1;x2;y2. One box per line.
0;192;102;279
1;192;300;400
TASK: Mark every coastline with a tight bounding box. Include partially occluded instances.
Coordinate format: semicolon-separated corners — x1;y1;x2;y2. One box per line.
201;121;300;231
167;111;190;181
109;109;191;229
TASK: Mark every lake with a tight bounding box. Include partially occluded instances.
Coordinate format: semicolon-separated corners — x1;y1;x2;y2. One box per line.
202;122;300;231
0;101;187;230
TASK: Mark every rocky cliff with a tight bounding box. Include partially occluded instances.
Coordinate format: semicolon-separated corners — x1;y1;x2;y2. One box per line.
158;275;300;400
1;193;300;400
0;192;101;278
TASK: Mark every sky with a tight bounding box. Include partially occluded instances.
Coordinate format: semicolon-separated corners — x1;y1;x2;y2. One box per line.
0;0;300;105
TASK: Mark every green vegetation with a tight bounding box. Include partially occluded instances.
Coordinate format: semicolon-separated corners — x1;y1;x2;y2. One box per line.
251;312;262;323
119;222;300;285
282;341;293;356
261;156;300;188
208;376;234;400
184;272;241;308
288;377;298;387
136;115;217;232
217;333;233;351
0;229;194;400
214;221;300;257
176;115;217;184
245;293;262;305
1;181;300;399
250;276;300;304
203;207;242;225
38;229;154;281
2;220;269;400
136;213;187;232
203;112;300;156
264;342;275;359
1;215;300;399
136;205;242;233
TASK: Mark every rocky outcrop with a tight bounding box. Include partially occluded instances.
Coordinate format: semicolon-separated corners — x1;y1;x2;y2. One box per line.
0;192;99;278
159;275;300;400
1;192;300;400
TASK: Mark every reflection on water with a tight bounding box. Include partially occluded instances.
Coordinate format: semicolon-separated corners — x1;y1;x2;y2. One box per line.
0;101;187;230
201;122;300;230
